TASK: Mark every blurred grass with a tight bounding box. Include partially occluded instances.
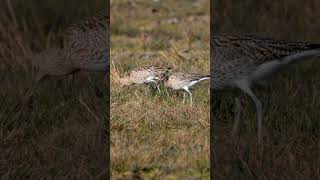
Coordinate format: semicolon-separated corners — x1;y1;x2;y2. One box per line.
110;0;210;179
0;0;108;179
212;0;319;179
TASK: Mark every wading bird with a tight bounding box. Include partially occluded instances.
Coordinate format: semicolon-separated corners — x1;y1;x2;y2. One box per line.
211;34;320;143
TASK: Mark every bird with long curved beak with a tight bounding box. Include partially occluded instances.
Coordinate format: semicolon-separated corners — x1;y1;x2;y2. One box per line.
212;34;320;143
20;12;109;107
118;65;171;92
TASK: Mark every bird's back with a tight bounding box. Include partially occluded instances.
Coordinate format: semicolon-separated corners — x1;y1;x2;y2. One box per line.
212;35;320;71
63;11;109;71
211;35;320;89
166;73;207;89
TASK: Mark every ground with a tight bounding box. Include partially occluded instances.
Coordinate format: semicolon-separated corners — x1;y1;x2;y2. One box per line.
110;0;210;179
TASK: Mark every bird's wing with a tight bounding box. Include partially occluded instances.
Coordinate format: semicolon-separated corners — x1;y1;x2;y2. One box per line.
62;12;109;70
211;34;320;74
63;11;109;48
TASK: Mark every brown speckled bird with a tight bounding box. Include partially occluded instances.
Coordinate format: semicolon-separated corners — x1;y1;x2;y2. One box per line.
119;65;171;92
164;72;210;105
25;12;109;102
211;34;320;143
33;11;109;82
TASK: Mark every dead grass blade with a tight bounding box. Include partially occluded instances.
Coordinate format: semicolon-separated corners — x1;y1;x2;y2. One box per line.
78;95;101;124
110;60;123;84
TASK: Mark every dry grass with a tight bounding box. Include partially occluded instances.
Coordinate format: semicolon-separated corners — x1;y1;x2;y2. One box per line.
0;0;108;179
110;0;210;179
212;0;319;179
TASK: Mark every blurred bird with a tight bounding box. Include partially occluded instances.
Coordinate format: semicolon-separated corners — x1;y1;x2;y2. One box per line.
211;34;320;143
24;12;109;104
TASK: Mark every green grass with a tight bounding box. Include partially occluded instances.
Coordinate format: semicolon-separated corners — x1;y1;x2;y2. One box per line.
110;0;210;179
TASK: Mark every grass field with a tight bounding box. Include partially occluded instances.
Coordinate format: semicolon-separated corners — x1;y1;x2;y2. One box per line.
212;0;319;179
0;1;108;179
110;0;210;179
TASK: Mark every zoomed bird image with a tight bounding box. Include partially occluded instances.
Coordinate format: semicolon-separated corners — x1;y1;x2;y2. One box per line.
212;34;320;143
110;0;210;179
212;0;320;179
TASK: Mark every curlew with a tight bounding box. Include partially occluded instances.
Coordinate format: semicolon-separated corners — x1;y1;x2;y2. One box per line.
119;65;171;92
211;34;320;143
164;72;210;105
24;11;109;102
34;11;109;82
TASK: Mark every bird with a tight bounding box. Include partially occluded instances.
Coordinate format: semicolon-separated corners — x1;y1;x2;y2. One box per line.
163;72;210;105
34;11;109;82
211;34;320;143
26;11;109;99
118;65;171;92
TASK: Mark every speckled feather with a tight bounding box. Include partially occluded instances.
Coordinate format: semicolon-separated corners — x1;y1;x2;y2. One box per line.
63;11;109;71
211;35;320;89
165;72;210;90
33;12;109;81
127;65;171;84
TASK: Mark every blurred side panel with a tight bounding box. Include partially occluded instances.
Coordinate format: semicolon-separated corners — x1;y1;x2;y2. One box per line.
211;0;319;179
0;0;110;179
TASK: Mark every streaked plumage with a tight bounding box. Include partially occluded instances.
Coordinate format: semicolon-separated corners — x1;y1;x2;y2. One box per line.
164;72;210;105
63;11;109;72
211;34;320;143
33;11;109;82
24;12;109;105
119;65;171;91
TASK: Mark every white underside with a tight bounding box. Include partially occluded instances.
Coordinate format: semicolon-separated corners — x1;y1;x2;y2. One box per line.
183;77;210;90
142;76;158;84
189;77;210;87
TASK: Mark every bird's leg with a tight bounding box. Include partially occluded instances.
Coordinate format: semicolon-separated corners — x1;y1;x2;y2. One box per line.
152;78;161;93
232;97;242;136
183;92;186;104
236;81;263;143
155;83;161;93
157;85;160;93
186;89;193;106
149;80;160;93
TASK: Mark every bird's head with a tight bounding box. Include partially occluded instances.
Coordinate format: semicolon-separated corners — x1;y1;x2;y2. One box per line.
118;77;133;87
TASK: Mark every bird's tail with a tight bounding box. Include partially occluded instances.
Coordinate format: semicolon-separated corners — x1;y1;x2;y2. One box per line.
198;75;210;81
282;44;320;65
